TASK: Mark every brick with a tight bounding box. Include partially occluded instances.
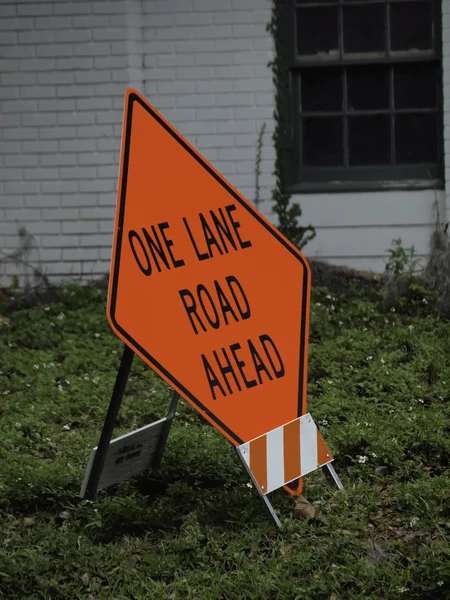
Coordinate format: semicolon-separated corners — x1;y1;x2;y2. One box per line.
93;28;128;41
0;59;19;72
79;179;115;193
22;112;57;127
194;53;233;66
1;168;23;180
37;44;76;58
59;139;96;152
214;38;254;52
177;94;216;108
75;70;111;84
5;181;40;194
5;154;39;168
74;42;110;57
2;99;38;113
197;107;233;121
19;58;55;71
0;18;34;30
40;153;77;166
76;97;113;110
95;110;122;124
0;31;18;44
23;167;59;180
54;29;92;43
21;86;57;99
57;85;95;98
24;195;60;208
158;81;195;95
110;41;129;56
37;71;74;85
197;134;234;148
215;66;255;79
54;2;93;15
92;1;128;14
63;247;100;261
61;194;96;207
0;87;20;100
62;221;98;234
78;152;115;165
18;30;54;44
25;221;62;235
80;207;115;220
24;140;58;153
56;57;94;70
41;181;78;194
94;55;128;69
35;16;72;29
0;45;35;58
216;93;255;106
43;235;80;247
0;197;24;209
60;166;97;179
37;98;76;111
0;5;16;17
0;141;21;154
57;112;96;125
233;78;273;92
175;12;215;26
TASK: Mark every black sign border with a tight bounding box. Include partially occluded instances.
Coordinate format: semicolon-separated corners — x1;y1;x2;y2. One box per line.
109;92;310;446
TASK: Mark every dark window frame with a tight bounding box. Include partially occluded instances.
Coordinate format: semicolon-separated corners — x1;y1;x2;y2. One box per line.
282;0;444;193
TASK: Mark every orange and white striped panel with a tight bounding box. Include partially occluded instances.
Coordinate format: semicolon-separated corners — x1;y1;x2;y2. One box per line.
237;413;333;495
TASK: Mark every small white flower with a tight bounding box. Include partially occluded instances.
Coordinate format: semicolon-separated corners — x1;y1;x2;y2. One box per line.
326;295;331;300
112;350;117;354
330;304;335;311
437;581;444;587
15;422;21;428
58;385;63;393
33;364;39;369
398;587;408;593
3;390;10;395
422;298;428;304
408;325;414;331
84;376;89;381
364;422;369;427
418;398;424;404
384;318;389;324
92;376;99;384
339;321;343;325
320;419;329;426
26;384;30;388
390;307;396;313
45;437;51;442
366;356;373;361
381;358;385;364
57;313;65;320
363;327;368;331
63;424;71;431
389;409;395;414
371;453;377;458
349;365;354;370
65;379;70;385
316;302;321;307
357;455;368;464
44;306;50;311
327;380;333;384
94;333;100;338
408;406;413;412
392;438;398;444
246;482;252;489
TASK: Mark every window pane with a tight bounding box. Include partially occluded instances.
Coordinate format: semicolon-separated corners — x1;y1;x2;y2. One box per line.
349;115;391;165
394;63;437;109
301;68;342;112
296;7;339;56
347;65;389;111
343;4;386;53
390;1;433;51
395;114;437;163
303;117;343;166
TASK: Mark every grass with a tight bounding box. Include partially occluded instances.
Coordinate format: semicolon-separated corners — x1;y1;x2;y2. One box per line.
0;283;449;600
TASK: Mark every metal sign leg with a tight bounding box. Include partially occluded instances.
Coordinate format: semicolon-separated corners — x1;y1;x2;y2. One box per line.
236;447;281;529
152;389;180;468
84;344;134;500
322;462;344;491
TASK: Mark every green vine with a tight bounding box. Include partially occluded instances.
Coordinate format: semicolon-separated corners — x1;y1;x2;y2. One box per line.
267;1;315;250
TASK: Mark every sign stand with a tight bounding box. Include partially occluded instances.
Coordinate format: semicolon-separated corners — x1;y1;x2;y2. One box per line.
83;344;179;500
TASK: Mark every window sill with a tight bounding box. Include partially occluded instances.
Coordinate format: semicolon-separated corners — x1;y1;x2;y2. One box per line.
287;179;444;195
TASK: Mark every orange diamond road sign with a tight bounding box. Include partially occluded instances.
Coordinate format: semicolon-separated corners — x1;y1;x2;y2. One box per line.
108;89;311;452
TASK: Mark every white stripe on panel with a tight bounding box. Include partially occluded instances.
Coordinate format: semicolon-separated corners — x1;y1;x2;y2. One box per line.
266;425;285;494
300;415;317;476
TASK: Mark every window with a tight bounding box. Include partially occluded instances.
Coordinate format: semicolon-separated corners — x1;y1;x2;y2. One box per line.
283;0;443;192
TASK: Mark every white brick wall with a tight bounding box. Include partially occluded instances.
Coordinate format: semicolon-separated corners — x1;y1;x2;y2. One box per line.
0;0;275;285
2;0;447;283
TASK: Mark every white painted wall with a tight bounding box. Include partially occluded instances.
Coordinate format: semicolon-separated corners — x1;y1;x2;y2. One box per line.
0;0;448;283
